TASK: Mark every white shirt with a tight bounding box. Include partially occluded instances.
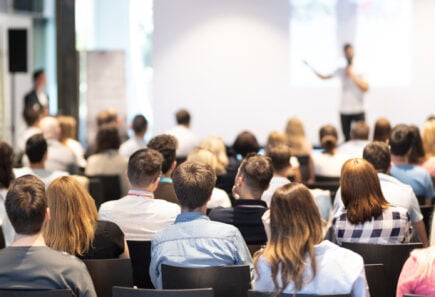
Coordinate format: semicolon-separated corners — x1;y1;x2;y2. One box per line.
17;126;42;152
13;167;69;189
334;173;423;223
166;125;199;157
119;136;147;158
65;139;87;168
261;176;290;207
0;189;14;247
207;188;232;209
98;190;181;241
337;140;369;160
312;152;347;178
334;64;366;114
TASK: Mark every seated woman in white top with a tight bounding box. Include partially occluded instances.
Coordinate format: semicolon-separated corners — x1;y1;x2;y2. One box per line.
254;183;369;297
333;158;412;245
187;148;231;208
312;124;346;178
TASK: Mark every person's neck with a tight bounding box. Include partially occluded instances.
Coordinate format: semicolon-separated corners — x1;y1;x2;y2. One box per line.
181;205;207;214
29;162;44;169
134;133;145;140
274;167;291;178
11;232;46;247
391;155;409;165
237;188;259;200
130;186;154;194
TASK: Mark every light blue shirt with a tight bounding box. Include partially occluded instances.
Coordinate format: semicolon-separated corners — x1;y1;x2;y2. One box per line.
390;164;434;199
149;212;253;288
253;240;369;297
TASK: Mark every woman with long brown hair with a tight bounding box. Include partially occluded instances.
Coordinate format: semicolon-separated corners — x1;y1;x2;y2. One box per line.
44;176;129;259
333;158;411;245
254;183;368;296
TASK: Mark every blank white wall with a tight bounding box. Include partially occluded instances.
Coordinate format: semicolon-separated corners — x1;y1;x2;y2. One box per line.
152;0;435;145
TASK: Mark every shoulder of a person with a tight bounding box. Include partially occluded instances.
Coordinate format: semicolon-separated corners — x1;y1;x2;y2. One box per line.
321;240;364;264
152;199;181;212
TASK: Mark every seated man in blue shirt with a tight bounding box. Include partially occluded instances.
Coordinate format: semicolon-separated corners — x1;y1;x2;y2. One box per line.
389;124;435;206
209;154;273;244
149;161;252;288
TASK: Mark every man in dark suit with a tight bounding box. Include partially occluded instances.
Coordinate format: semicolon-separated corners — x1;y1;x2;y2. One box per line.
23;69;49;116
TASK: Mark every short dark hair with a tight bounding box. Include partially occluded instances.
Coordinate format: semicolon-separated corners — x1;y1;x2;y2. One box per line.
6;175;47;235
33;69;44;81
343;43;353;51
172;161;216;210
266;144;291;172
0;141;15;189
176;109;191;126
22;108;42;126
233;131;260;157
238;154;273;194
319;124;338;151
26;134;47;163
97;109;118;127
408;125;425;163
132;114;148;134
95;124;121;153
128;148;163;187
373;118;391;142
363;142;391;173
350;121;369;140
147;134;178;174
389;124;414;156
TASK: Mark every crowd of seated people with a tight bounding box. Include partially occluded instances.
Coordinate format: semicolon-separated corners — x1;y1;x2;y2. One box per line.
0;108;435;297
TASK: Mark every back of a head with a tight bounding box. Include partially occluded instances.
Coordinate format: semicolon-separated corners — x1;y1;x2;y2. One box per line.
340;158;388;225
97;109;119;127
285;118;306;138
39;116;60;140
187;148;219;174
95;124;121;153
26;133;48;164
44;176;97;256
422;119;435;157
319;124;338;151
266;144;292;173
373;118;391;142
199;136;229;175
172;161;216;210
132;114;148;135
33;69;45;82
56;115;77;142
266;131;287;148
350;121;369;140
408;125;425;163
128;148;163;188
363;142;391;173
23;108;42;127
260;183;322;292
176;109;191;126
389;124;414;156
233;131;260;158
0;141;14;189
6;175;46;235
148;134;178;174
238;154;273;194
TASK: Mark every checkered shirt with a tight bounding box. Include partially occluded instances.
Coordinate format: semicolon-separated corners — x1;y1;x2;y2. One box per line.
333;206;412;245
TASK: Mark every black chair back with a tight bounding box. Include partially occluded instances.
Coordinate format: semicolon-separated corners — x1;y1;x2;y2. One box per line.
341;242;423;297
247;291;351;297
127;240;153;288
87;175;121;209
0;289;72;297
83;258;134;297
0;226;5;249
315;176;340;183
296;155;311;183
113;286;213;297
305;181;340;203
364;264;386;297
419;205;434;236
162;264;250;297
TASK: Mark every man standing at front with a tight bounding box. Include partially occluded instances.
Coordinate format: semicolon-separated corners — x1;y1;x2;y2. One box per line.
149;161;252;288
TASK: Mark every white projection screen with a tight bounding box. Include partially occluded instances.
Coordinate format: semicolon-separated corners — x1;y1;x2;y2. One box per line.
152;0;435;145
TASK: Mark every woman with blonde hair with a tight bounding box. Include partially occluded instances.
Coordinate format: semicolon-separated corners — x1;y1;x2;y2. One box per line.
56;115;87;168
199;136;229;175
254;183;368;296
44;176;129;259
187;148;231;208
333;158;411;245
422;119;435;176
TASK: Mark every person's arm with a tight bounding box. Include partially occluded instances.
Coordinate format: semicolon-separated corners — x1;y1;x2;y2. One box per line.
119;240;130;259
351;265;370;297
412;220;428;247
304;60;335;80
148;241;162;289
346;66;369;92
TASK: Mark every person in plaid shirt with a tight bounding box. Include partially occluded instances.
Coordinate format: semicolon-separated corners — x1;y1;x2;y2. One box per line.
333;158;412;245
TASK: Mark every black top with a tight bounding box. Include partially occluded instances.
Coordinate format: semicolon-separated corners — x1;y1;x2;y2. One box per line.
208;199;268;245
79;220;125;259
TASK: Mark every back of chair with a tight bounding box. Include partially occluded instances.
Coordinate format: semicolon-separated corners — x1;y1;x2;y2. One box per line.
0;289;72;297
364;264;386;297
341;242;423;297
419;205;434;236
87;175;121;209
162;264;251;297
247;291;351;297
305;181;340;202
0;226;5;249
112;286;213;297
127;240;153;288
83;258;134;297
